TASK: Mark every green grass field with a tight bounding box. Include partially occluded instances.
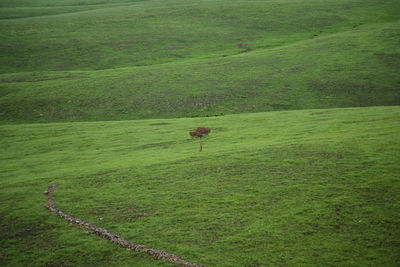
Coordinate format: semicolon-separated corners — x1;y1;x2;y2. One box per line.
2;0;398;73
1;0;400;266
1;106;399;266
1;0;399;123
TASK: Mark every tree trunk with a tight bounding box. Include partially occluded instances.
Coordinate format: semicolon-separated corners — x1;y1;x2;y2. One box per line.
199;137;202;152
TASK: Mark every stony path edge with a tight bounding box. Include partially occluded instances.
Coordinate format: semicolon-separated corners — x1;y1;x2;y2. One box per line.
44;184;204;267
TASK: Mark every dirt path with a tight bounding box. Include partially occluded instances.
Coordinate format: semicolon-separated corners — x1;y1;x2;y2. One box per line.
44;184;204;267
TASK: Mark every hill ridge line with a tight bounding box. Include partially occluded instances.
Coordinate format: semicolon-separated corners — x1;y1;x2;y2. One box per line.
0;3;137;21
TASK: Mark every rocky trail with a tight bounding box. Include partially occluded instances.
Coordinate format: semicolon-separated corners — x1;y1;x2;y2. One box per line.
44;184;204;267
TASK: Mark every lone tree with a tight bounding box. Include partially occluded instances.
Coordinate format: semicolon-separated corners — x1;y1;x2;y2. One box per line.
189;127;211;152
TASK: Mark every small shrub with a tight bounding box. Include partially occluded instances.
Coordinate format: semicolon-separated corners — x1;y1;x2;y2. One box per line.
189;127;211;152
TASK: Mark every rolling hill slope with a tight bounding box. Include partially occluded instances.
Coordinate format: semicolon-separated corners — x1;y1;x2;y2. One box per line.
1;106;399;266
1;0;398;73
1;20;399;123
1;0;399;123
1;1;399;266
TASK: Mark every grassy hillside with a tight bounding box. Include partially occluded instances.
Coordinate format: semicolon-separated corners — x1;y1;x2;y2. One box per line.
0;0;399;123
1;1;399;265
1;21;399;123
1;0;398;73
1;106;399;266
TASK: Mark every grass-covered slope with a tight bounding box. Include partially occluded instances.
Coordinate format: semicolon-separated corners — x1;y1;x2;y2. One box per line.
1;0;398;73
1;106;399;266
1;20;399;123
1;0;399;123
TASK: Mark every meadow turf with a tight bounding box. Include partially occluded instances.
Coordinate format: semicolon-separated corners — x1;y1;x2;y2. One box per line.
1;0;398;73
1;0;399;123
1;0;400;266
1;106;399;266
